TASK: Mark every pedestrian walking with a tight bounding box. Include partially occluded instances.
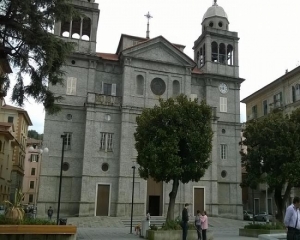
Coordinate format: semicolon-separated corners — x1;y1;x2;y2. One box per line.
284;197;300;240
201;211;208;240
195;210;202;240
47;206;53;220
146;210;151;226
181;203;189;240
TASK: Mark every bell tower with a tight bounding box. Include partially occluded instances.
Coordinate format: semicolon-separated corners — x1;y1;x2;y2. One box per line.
54;0;100;53
193;0;239;78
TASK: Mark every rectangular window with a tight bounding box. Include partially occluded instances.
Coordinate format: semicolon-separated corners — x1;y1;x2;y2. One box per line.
30;154;39;162
31;168;36;176
29;194;34;203
273;92;282;107
220;144;227;160
63;133;72;150
263;100;268;115
252;105;257;118
29;181;35;189
220;97;227;112
101;82;117;96
268;198;272;214
8;116;14;123
100;132;113;152
66;77;77;95
254;198;260;215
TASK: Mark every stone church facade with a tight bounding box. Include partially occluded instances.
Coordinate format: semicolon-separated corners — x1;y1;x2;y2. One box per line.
38;0;244;219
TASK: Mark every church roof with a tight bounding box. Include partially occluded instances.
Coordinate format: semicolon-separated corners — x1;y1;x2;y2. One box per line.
97;53;119;61
202;1;228;22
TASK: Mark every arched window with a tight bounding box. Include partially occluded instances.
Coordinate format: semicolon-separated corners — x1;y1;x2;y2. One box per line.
173;80;180;96
219;43;226;64
200;48;204;67
211;42;218;63
82;17;91;41
203;44;206;64
71;17;81;39
61;20;71;37
196;51;200;67
227;45;234;65
136;75;144;95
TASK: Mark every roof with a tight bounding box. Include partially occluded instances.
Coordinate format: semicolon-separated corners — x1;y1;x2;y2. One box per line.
27;138;42;145
202;3;228;22
96;53;119;61
1;104;33;126
115;34;186;55
192;68;203;75
241;65;300;103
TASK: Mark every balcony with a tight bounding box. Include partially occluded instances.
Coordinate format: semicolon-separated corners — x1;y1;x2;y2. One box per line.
86;93;122;107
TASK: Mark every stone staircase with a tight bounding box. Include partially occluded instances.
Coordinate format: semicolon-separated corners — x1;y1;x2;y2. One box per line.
121;216;166;228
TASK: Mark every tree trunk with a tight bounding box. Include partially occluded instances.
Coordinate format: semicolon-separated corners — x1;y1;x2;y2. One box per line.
166;179;179;221
274;184;292;223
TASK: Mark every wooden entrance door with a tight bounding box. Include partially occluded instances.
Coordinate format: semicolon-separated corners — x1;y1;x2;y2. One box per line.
147;178;163;216
96;184;110;216
194;188;204;216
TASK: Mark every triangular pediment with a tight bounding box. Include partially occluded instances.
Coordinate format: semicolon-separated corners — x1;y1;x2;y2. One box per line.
121;36;195;67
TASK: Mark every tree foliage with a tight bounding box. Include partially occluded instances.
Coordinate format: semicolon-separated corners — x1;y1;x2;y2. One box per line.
0;0;78;114
241;108;300;222
28;129;43;140
134;95;213;220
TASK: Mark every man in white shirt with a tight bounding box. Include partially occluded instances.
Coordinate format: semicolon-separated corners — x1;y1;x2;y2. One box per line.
284;197;300;240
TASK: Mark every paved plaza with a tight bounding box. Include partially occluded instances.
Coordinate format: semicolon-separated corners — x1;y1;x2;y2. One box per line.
74;217;258;240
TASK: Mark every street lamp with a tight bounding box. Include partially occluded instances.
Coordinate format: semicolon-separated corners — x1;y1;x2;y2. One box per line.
260;160;269;223
130;162;136;234
57;134;67;225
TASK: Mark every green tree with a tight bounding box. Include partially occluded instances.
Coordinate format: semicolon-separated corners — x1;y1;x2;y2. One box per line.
28;129;43;140
241;109;300;222
134;95;213;220
0;0;77;114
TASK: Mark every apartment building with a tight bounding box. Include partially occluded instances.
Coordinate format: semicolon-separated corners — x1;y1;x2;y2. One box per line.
22;138;43;205
0;105;32;200
241;66;300;215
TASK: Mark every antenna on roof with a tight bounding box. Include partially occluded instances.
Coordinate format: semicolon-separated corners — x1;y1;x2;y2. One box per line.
144;12;153;39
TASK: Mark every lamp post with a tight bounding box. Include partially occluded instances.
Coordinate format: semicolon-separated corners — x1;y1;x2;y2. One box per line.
57;134;66;225
260;160;269;223
130;163;136;234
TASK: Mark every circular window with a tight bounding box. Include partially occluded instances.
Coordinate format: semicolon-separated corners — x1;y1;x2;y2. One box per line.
62;162;70;171
222;129;226;134
71;60;76;65
151;78;166;95
221;170;227;178
66;114;72;120
209;22;214;27
218;21;223;27
102;163;109;172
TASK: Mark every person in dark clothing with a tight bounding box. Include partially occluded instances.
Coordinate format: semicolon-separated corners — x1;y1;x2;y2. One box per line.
47;206;53;220
182;203;189;240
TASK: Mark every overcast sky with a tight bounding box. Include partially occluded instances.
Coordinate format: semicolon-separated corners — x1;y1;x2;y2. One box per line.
7;0;300;133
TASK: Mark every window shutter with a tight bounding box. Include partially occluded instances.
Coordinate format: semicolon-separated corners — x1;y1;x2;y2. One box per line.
71;78;77;95
111;84;116;96
66;77;72;95
220;97;227;112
